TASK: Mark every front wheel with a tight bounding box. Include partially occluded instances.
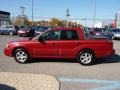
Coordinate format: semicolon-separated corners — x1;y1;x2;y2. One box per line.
9;31;14;35
14;49;30;64
77;50;94;65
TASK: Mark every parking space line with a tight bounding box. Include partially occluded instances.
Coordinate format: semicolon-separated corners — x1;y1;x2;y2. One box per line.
58;77;120;90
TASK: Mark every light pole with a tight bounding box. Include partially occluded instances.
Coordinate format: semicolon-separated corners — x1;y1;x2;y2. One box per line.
93;0;96;28
42;16;47;26
83;17;87;27
85;17;86;27
20;6;25;26
32;0;34;26
66;8;70;27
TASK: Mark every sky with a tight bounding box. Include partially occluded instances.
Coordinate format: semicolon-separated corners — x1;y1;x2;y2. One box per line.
0;0;120;26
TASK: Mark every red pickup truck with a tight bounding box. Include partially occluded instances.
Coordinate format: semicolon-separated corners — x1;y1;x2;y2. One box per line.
4;27;115;65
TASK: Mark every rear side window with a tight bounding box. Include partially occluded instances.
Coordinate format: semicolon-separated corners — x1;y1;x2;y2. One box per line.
60;30;78;40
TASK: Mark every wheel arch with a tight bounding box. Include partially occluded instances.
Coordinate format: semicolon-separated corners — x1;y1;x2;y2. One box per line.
76;48;95;59
12;47;30;57
9;30;14;34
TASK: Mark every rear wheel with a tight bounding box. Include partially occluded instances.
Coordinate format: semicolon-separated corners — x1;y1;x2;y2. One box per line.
77;50;94;65
14;49;30;64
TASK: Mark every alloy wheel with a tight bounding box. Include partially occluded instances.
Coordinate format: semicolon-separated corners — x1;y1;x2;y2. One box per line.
15;51;28;63
80;52;92;64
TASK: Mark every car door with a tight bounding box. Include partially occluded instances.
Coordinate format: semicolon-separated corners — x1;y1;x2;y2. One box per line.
1;26;7;34
4;26;10;34
55;30;79;58
32;30;61;58
0;26;4;34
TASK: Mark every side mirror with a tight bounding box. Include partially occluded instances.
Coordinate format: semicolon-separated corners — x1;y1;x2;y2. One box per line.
38;36;45;42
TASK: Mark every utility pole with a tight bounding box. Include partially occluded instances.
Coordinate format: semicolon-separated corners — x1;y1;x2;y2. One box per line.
20;6;25;26
66;8;70;27
32;0;34;26
11;17;15;25
83;17;87;27
85;17;86;27
93;0;96;28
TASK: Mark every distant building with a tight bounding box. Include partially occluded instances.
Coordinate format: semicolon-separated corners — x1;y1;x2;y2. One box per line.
94;21;114;29
102;20;114;29
0;11;10;26
94;11;120;29
94;22;102;28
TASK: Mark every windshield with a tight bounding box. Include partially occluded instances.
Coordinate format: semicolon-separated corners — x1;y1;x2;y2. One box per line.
36;28;47;32
35;26;50;32
94;28;104;32
31;29;51;41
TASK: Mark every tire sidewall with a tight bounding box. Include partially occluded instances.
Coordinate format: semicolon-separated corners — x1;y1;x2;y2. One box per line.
77;50;94;65
9;31;14;35
14;49;29;64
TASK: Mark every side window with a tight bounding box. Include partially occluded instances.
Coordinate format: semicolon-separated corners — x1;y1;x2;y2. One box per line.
108;29;111;32
1;26;4;29
9;26;14;29
60;30;78;40
42;30;61;40
5;26;9;28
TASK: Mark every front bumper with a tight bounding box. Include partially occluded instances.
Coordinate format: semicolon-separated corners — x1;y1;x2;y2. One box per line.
4;47;13;57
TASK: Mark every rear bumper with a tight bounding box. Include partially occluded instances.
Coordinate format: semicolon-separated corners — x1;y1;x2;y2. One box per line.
114;37;120;39
109;49;115;56
96;49;115;59
18;33;28;36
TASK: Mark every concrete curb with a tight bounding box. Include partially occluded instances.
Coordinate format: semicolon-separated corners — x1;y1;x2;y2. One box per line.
0;72;60;90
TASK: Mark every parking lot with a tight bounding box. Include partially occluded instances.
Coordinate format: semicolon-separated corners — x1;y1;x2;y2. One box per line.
0;35;120;89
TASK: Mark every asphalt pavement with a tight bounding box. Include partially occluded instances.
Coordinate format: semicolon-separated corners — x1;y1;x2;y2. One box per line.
0;35;120;90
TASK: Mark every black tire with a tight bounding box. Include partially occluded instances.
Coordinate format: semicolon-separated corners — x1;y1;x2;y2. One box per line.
19;35;23;37
13;49;30;64
77;50;94;65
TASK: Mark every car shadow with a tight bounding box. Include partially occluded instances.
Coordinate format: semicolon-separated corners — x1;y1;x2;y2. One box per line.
30;58;77;64
30;54;120;65
0;84;16;90
95;54;120;65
